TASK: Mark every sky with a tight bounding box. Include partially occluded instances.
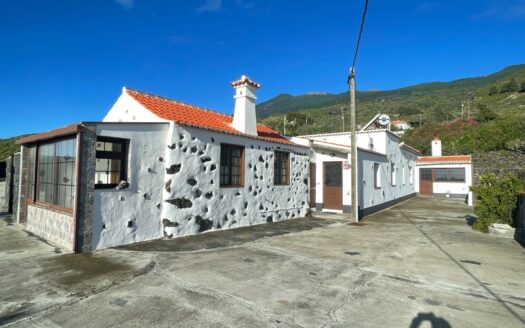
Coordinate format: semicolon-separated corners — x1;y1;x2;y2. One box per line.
1;0;524;138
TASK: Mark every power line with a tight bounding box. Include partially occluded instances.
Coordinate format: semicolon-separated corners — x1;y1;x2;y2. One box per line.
349;0;370;78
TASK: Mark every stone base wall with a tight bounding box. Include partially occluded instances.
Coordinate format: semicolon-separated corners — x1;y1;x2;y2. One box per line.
26;205;75;252
473;150;525;184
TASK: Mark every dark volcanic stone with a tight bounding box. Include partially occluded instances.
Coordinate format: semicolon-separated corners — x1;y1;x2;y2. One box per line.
166;164;182;175
165;198;193;208
187;178;197;186
165;180;172;193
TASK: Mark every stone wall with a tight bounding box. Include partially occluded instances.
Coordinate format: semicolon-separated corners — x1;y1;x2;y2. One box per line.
26;205;75;251
4;153;21;218
472;150;525;184
77;130;97;252
516;194;525;247
162;124;310;238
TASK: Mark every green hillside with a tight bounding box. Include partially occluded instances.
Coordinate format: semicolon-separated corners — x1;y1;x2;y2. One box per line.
258;64;525;138
0;136;25;161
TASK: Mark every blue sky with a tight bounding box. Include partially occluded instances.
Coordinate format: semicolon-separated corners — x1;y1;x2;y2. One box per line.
1;0;524;138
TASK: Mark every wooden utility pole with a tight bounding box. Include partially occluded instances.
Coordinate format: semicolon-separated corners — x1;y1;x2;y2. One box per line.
349;68;359;223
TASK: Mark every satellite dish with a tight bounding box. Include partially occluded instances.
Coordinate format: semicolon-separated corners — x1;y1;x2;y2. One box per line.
377;114;390;126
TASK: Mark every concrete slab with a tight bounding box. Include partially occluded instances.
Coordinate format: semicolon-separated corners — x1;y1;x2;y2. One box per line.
1;197;525;327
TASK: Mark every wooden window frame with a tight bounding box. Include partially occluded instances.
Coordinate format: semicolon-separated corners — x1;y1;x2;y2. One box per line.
33;136;78;214
95;136;129;189
273;151;290;186
219;143;245;188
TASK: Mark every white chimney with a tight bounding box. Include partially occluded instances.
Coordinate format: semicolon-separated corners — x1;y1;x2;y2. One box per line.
231;75;261;136
431;137;442;156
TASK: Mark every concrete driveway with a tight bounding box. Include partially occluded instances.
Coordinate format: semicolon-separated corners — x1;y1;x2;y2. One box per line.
1;197;525;327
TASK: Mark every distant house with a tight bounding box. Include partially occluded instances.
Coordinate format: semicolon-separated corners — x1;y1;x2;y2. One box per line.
391;120;411;131
16;76;310;252
415;137;473;205
292;128;420;217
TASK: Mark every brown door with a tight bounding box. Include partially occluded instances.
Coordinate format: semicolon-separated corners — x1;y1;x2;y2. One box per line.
323;162;343;210
309;163;316;208
419;168;433;196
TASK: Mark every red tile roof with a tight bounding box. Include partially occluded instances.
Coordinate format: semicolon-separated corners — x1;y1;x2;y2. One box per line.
417;155;472;164
125;88;296;146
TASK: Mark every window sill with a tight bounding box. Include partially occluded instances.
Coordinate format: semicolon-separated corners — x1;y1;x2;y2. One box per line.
31;202;73;216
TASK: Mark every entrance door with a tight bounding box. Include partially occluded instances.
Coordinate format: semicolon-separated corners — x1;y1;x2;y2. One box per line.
323;162;343;210
309;163;316;208
419;168;433;196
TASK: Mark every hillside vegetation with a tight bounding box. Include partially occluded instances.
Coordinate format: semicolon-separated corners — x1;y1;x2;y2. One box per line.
258;65;525;146
0;136;26;161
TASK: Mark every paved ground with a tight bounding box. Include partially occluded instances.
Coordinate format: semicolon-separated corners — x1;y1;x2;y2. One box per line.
1;197;525;328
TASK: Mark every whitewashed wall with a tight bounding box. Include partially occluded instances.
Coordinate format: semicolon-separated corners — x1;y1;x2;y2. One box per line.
103;89;166;123
161;124;310;238
415;163;472;196
358;133;417;211
91;123;169;250
309;150;350;212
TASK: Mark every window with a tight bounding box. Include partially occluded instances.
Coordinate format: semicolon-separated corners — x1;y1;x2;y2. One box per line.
95;137;128;188
35;138;77;210
274;151;290;185
26;146;36;202
409;165;413;184
220;144;244;187
374;163;381;188
435;168;465;182
402;165;406;185
391;163;397;186
325;162;342;187
420;168;433;181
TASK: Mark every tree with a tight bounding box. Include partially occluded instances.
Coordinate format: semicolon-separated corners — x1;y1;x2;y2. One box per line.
476;103;497;122
488;86;499;96
520;81;525;93
500;78;519;93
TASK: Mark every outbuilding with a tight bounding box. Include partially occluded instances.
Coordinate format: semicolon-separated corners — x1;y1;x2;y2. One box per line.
415;137;473;204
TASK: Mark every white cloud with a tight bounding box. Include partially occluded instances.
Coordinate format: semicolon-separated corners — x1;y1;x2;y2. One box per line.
115;0;134;9
472;2;525;20
197;0;222;12
416;1;439;12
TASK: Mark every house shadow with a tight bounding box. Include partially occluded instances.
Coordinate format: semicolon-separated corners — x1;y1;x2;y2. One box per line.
409;312;451;328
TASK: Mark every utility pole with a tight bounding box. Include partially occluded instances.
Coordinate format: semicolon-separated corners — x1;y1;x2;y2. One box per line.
349;68;359;223
461;102;464;118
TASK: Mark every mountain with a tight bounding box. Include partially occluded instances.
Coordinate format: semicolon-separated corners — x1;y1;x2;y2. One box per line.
0;136;28;161
257;64;525;136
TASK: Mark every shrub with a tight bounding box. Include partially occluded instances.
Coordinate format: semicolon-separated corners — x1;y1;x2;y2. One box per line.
500;78;519;93
470;173;521;232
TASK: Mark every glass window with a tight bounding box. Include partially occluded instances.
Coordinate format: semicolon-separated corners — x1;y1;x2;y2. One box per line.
391;163;397;186
274;151;290;185
26;146;36;202
220;144;244;187
420;168;433;181
325;162;342;187
374;163;381;188
36;138;77;210
95;137;128;188
435;168;465;182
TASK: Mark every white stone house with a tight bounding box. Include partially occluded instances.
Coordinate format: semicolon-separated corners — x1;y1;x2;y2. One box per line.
16;76;310;252
292;128;420;217
415;137;473;204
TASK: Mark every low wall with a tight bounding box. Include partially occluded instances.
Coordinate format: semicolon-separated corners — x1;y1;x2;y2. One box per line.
26;205;75;252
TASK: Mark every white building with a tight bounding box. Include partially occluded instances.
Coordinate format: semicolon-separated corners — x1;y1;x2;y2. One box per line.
293;128;420;217
415;137;473;204
16;76;310;252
